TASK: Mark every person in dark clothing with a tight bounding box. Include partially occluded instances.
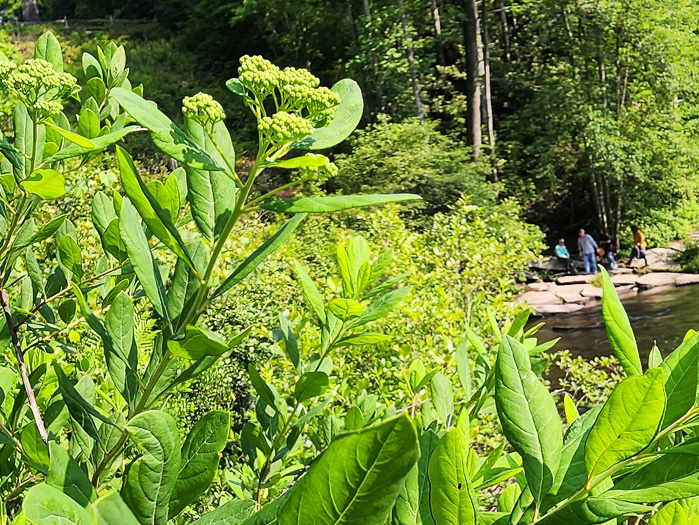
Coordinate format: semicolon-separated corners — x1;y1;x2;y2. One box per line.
599;233;618;270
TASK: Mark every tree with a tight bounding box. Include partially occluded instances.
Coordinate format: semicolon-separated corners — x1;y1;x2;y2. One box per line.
21;0;39;22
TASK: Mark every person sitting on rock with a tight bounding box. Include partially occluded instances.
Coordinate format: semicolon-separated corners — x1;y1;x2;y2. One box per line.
600;232;618;270
577;229;599;274
630;225;649;267
554;238;577;275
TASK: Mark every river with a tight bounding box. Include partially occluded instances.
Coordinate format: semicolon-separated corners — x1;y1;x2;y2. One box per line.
531;285;699;362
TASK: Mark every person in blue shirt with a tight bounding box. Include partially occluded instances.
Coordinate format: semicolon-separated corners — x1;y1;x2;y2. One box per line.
554;238;577;274
577;229;599;274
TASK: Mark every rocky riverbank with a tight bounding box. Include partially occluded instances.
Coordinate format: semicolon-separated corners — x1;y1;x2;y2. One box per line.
519;247;699;315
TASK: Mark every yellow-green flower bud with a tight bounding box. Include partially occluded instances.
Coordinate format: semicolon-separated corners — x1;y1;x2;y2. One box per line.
182;92;226;126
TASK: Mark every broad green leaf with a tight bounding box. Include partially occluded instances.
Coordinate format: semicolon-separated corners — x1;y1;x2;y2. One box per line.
47;127;135;162
494;336;562;508
0;129;22;171
336;333;392;346
294;371;329;403
418;430;439;525
35;32;63;71
83;51;102;79
14;101;45;176
431;372;454;426
122;411;181;525
563;394;579;425
168;411;230;519
392;463;418;525
116;146;196;273
277;413;419;525
20;424;49;470
293;79;363;150
584;367;665;483
57;234;83;280
169;325;229;360
191;500;256;525
248;365;284;414
600;267;642;376
649;502;689;525
21;169;65;199
23;483;93;525
119;198;171;322
428;428;478;525
455;339;472;399
350;286;412;328
497;485;521;513
345;405;364;430
92;191;117;236
601;442;699;502
660;331;699;428
46;442;96;506
327;298;363;321
536;498;650;525
45;122;95;148
264;153;331;170
104;291;139;405
261;194;420;213
279;312;299;370
111;88;221;171
78;108;100;139
211;214;306;301
93;491;141;525
167;240;208;330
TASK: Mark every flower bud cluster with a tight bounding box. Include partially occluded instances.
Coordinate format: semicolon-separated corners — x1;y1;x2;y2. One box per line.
258;111;313;143
0;59;76;119
182;92;226;127
299;160;338;180
237;55;341;145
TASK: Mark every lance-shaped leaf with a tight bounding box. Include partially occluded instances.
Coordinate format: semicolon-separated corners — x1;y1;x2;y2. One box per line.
169;411;230;518
119;198;171;322
0;129;22;171
584;367;665;484
392;463;418;525
494;335;562;508
23;483;93;525
211;214;306;301
168;325;229;360
121;410;181;525
350;286;412;328
418;430;439;525
601;442;699;503
261;194;420;213
278;413;419;525
293;79;363;150
536;498;651;525
111;88;221;171
46;442;97;506
48;126;136;162
428;428;479;525
293;260;326;324
660;331;699;429
116;146;196;274
294;371;329;403
45;122;95;148
600;267;642;376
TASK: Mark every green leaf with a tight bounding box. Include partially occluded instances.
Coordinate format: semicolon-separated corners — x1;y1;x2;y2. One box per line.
21;169;65;199
58;234;83;280
600;267;642;376
327;298;364;321
455;339;472;399
350;286;412;328
336;332;392;346
77;108;100;139
191;500;256;525
47;127;135;162
293;260;326;324
116;146;196;274
0;129;22;171
23;484;93;525
584;367;665;484
431;372;454;425
277;413;419;525
211;214;306;301
104;291;139;405
45;122;95;148
169;325;229;360
119;198;171;322
536;498;650;525
293;79;363;150
248;365;283;414
168;411;230;519
649;502;690;525
261;194;420;213
428;428;478;525
660;331;699;428
601;442;699;502
494;335;562;508
93;491;142;525
563;394;579;425
294;371;329;403
35;32;63;72
46;442;97;506
225;78;247;97
392;462;418;525
121;410;181;525
279;312;299;370
263;153;331;170
111;88;221;171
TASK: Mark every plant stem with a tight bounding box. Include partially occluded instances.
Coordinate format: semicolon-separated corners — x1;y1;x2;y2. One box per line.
0;288;48;444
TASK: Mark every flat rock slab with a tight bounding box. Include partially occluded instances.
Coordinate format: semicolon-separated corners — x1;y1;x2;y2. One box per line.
610;268;634;274
635;273;677;289
675;274;699;286
648;262;682;272
531;304;585;316
610;274;638;286
556;274;596;285
556;293;591;304
525;282;554;292
580;285;603;299
519;291;561;305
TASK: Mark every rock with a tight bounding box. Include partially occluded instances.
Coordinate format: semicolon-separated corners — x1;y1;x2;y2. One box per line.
580;285;603;299
610;274;638;286
556;274;596;285
526;282;554;292
610;267;634;274
648;261;682;272
675;274;699;286
556;292;591;304
519;291;561;305
531;304;585;316
669;240;686;252
635;273;677;289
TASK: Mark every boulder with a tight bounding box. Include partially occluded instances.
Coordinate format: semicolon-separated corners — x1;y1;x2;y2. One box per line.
648;261;682;272
635;273;677;289
519;291;561;305
556;274;596;285
556;292;591;305
531;304;585;316
525;282;554;292
675;274;699;286
580;285;603;299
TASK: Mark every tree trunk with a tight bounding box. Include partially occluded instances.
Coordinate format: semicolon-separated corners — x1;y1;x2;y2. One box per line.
431;0;445;65
498;0;510;62
363;0;385;114
346;0;360;48
399;0;425;124
22;0;40;23
463;0;482;158
481;0;497;180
